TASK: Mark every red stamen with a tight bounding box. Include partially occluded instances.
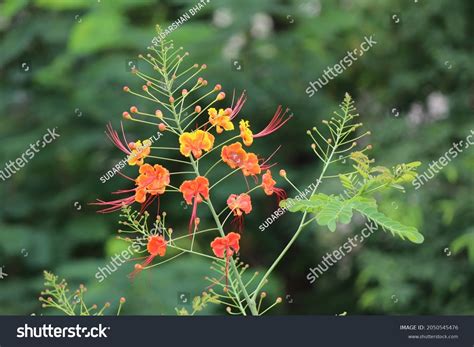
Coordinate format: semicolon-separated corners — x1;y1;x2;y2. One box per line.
254;106;292;138
105;122;132;155
229;91;247;120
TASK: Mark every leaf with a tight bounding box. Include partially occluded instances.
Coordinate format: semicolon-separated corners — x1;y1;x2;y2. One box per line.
280;193;332;213
281;194;353;232
316;198;354;232
351;199;424;244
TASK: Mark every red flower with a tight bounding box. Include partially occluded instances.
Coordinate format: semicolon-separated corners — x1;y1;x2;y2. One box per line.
210;232;241;286
262;170;286;202
179;176;210;234
227;193;252;232
129;235;167;279
227;193;252;217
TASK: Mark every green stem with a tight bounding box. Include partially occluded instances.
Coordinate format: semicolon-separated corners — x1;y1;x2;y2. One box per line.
158;43;258;315
251;105;351;301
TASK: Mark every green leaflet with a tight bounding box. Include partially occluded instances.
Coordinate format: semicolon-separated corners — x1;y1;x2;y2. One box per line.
351;199;424;244
280;193;332;213
280;194;424;244
317;198;353;232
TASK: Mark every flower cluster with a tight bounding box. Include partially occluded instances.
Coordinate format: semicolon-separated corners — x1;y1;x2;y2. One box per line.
92;36;291;294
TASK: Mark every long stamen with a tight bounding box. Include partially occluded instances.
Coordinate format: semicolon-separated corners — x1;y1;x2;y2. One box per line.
253;105;292;138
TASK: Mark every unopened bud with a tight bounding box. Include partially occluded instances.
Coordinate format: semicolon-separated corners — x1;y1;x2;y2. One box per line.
195;105;202;113
130;106;138;113
120;297;126;304
182;89;188;96
214;84;222;91
155;110;163;118
123;86;130;92
216;92;225;101
158;123;166;132
279;169;287;177
122;111;132;119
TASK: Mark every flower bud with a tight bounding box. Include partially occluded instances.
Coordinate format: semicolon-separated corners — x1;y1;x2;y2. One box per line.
169;96;175;103
276;297;283;303
216;92;225;101
142;85;148;91
155;110;163;118
158;123;166;132
122;111;132;119
182;89;188;96
214;84;222;91
130;106;138;113
201;64;207;70
195;105;202;113
120;297;126;304
123;86;130;92
279;169;287;177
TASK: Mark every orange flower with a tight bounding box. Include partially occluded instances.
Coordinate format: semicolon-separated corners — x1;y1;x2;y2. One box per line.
130;235;167;278
241;152;261;176
147;235;167;256
134;164;170;203
227;193;252;216
208;108;234;133
262;169;286;201
179;176;210;204
179;176;210;233
262;169;277;195
179;130;215;158
210;232;241;286
221;142;248;169
210;232;240;258
128;140;151;166
239;120;253;146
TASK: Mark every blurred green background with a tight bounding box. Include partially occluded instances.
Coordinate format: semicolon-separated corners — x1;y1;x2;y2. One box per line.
0;0;473;315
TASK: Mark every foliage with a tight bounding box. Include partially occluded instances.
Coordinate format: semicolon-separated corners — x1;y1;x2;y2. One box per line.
0;0;472;315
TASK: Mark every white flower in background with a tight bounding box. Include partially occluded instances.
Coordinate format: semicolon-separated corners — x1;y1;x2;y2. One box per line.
407;92;449;126
213;8;233;28
407;102;425;126
427;91;449;121
251;12;273;39
299;0;321;17
222;33;246;59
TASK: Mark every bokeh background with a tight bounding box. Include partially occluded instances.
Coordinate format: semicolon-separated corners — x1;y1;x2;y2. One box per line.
0;0;473;315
